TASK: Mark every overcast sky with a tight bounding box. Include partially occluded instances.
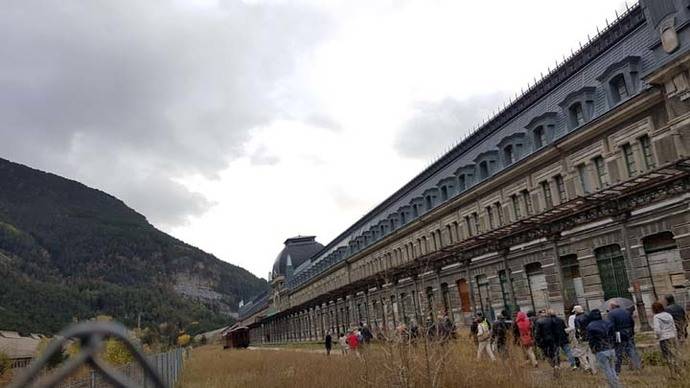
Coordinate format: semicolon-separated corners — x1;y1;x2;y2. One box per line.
1;0;628;279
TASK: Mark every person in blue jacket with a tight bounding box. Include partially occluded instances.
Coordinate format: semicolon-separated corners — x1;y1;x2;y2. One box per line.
587;309;621;388
607;302;641;374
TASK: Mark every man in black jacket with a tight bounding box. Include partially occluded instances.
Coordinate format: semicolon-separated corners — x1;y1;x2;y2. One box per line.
664;294;687;343
550;310;576;369
607;302;641;374
535;310;559;370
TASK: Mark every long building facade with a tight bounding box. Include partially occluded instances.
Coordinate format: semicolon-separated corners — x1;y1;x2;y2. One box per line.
237;0;690;344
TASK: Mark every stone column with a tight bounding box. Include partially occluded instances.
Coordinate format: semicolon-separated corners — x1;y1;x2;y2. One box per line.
364;291;371;326
379;294;388;333
435;269;444;318
618;212;651;331
500;248;518;314
465;258;476;314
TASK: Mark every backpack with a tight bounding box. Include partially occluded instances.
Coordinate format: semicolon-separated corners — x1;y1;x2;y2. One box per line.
477;320;490;341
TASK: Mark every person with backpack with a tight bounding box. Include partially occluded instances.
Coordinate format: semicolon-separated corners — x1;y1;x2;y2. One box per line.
476;314;496;361
587;309;620;388
515;311;538;367
491;311;510;359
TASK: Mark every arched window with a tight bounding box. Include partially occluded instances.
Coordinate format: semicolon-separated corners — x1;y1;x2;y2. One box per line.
456;279;471;313
525;263;547;313
560;255;583;308
595;245;630;300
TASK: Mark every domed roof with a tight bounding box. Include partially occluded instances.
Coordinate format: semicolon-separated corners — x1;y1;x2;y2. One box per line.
272;236;323;279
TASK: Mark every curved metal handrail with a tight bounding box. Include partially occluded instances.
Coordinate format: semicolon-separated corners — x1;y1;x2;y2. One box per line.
10;321;166;388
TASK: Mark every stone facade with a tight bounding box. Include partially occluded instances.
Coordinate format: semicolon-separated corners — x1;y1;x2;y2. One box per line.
238;1;690;344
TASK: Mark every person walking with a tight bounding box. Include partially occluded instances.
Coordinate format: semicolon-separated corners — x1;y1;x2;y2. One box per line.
664;294;687;344
491;311;510;359
586;309;621;388
515;311;538;367
535;309;560;373
476;314;496;361
551;309;577;369
652;302;679;374
607;302;641;374
571;306;594;373
325;332;332;356
338;333;349;355
347;330;360;352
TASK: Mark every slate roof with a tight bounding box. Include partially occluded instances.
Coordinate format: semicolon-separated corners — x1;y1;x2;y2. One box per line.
272;236;324;278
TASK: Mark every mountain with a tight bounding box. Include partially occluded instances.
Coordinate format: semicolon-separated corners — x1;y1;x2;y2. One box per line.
0;157;268;335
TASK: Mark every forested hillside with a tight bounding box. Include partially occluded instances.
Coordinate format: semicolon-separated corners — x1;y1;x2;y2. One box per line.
0;158;267;334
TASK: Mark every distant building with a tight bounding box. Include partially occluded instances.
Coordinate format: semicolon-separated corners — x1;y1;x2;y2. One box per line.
238;0;690;344
0;331;44;368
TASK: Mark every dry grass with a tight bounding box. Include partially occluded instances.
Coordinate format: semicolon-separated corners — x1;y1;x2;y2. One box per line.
179;334;690;388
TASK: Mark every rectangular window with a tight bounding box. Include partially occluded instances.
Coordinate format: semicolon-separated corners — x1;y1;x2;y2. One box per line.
577;164;590;194
511;195;521;219
622;143;637;177
640;135;655;169
570;103;586;127
541;181;553;209
522;190;533;215
593;156;608;188
495;202;504;226
465;216;473;237
486;206;494;229
555;174;567;203
472;212;480;234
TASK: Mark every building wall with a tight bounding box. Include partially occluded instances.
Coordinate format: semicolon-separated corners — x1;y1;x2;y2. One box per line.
246;2;690;343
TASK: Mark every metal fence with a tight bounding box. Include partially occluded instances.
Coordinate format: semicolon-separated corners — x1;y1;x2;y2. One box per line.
56;348;186;388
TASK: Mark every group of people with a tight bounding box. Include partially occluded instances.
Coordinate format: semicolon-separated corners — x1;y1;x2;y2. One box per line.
469;295;687;387
324;322;373;355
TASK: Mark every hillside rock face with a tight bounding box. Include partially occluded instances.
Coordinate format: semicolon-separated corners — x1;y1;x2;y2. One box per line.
0;157;267;334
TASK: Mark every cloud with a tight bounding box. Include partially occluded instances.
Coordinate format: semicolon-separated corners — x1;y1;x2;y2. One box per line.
394;93;508;160
0;0;332;228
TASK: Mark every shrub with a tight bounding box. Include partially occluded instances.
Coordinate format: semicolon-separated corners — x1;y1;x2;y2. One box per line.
102;338;133;365
0;351;11;376
177;334;191;347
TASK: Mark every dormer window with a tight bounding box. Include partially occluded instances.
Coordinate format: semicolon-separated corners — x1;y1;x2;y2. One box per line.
425;196;433;211
533;126;545;148
610;74;629;103
569;103;586;127
479;161;489;179
597;56;640;107
503;145;514;166
458;175;466;191
440;186;448;201
526;112;557;150
559;87;596;130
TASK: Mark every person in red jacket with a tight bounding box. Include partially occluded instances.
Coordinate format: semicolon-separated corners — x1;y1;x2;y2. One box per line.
515;311;538;367
346;330;360;351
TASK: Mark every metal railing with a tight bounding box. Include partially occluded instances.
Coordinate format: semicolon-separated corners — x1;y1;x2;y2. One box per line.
56;348;186;388
10;322;183;388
